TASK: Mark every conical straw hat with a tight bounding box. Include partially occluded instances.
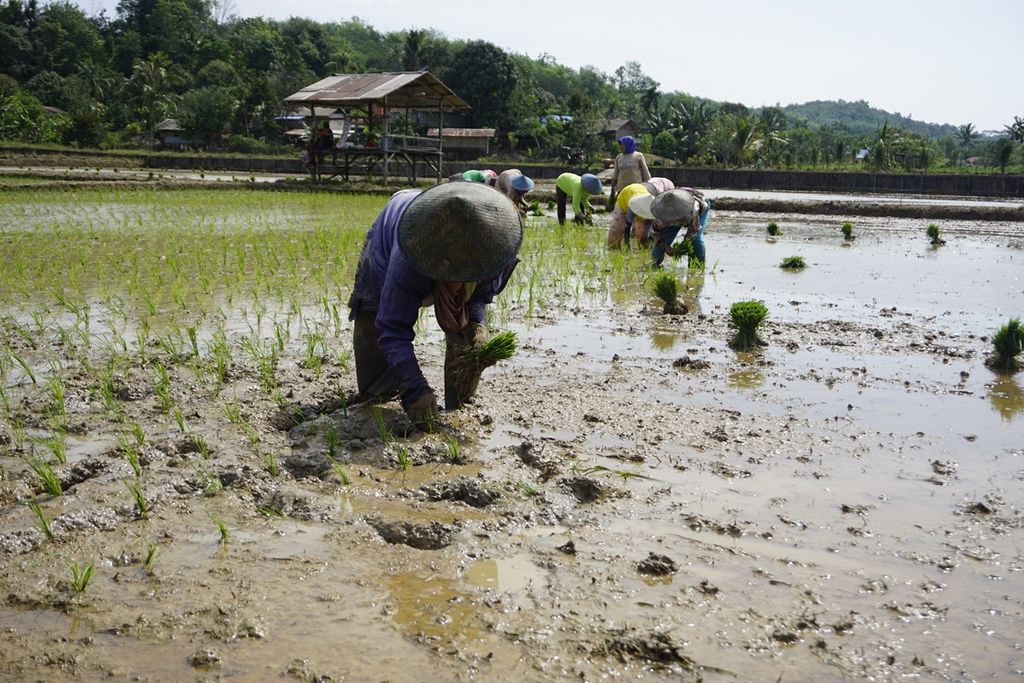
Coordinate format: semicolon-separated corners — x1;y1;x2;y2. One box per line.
650;189;697;224
398;182;524;282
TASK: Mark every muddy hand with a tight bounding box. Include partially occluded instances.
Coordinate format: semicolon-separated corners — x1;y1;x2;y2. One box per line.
405;390;438;431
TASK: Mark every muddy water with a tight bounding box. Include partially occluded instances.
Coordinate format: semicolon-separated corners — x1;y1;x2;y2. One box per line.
2;211;1023;681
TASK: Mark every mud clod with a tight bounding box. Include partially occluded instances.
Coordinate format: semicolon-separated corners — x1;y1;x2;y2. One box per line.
637;552;677;576
673;356;710;370
367;516;457;549
600;630;696;668
559;476;604;503
189;648;221;669
420;476;500;508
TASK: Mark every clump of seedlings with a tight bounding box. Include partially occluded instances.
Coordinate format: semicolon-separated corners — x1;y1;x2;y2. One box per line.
528;200;544;217
651;270;686;315
985;318;1023;372
728;301;769;351
26;499;54;541
446;331;517;409
766;222;782;237
841;221;855;240
927;223;946;245
780;255;806;269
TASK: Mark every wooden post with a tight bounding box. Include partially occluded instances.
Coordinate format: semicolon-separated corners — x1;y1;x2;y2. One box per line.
309;105;317;180
383;95;390;183
437;99;444;181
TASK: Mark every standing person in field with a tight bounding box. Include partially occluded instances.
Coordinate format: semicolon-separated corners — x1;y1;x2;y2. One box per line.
648;188;712;269
555;172;603;225
493;169;535;213
606;135;651;209
347;182;523;429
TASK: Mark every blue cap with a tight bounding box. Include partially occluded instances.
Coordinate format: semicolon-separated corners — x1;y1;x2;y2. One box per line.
510;174;534;193
581;173;602;195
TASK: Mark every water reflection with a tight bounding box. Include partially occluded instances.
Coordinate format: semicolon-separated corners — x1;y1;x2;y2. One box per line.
681;269;706;315
650;332;680;351
727;367;765;389
988;374;1024;422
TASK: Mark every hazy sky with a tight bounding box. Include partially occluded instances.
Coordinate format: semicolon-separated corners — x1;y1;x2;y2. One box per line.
75;0;1023;131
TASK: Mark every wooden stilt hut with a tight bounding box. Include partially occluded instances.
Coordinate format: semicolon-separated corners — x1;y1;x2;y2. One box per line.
283;71;470;182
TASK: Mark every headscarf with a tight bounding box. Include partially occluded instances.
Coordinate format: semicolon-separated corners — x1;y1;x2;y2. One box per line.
433;281;469;334
618;136;637;154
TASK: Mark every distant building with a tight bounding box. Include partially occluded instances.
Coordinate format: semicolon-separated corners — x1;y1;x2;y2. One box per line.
426;127;496;159
592;118;639;143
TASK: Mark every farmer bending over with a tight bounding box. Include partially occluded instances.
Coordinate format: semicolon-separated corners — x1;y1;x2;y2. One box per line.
648;188;712;269
347;182;523;429
494;169;535;214
555;172;603;226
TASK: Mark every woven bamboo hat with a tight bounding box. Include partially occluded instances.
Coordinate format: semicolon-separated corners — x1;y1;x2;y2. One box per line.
650;189;697;224
398;182;524;282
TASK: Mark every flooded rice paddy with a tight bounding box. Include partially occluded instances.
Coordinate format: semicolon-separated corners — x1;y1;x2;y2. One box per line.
0;187;1021;682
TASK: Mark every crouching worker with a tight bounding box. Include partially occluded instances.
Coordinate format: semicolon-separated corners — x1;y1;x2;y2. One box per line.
555;172;603;226
347;183;523;429
649;188;712;269
494;168;535;214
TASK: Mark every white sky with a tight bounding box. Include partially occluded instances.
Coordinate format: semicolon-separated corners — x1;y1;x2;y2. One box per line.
74;0;1023;132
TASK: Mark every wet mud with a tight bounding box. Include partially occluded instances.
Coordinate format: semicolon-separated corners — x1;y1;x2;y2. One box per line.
0;211;1022;682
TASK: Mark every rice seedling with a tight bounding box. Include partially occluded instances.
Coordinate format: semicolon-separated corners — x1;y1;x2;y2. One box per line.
214;517;229;544
191;462;223;496
67;560;94;593
780;255;807;269
326;454;351;485
927;223;945;245
26;454;62;496
987;318;1023;371
258;506;283;518
172;406;187;433
189;432;211;459
118;435;142;477
144;541;160;572
8;348;36;384
223;400;243;425
129;421;146;447
841;221;855;240
766;222;782;236
393;442;413;471
40;431;68;465
263;451;279;477
471;331;518;368
153;363;173;412
124;479;149;516
442;434;462;463
45;376;66;422
371;406;390;445
26;499;54;541
324;423;341;459
728;300;769;351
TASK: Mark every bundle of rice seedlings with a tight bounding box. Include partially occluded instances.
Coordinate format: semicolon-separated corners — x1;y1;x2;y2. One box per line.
728;301;768;351
446;331;517;410
767;222;782;236
986;318;1023;371
471;331;517;367
780;255;806;269
651;271;686;315
841;222;855;240
927;223;945;245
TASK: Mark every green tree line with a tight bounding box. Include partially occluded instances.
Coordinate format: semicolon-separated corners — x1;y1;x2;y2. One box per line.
1;0;1021;171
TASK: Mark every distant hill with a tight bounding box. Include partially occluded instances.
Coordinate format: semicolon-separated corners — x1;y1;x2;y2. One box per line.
780;100;958;140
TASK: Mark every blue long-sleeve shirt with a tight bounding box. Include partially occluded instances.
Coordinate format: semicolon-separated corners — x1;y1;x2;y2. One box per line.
348;189;517;404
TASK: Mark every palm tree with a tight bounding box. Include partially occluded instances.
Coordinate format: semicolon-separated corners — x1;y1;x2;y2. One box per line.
756;107;788;166
402;29;427;71
1004;116;1024;143
957;123;979;155
729;115;760;166
131;56;177;147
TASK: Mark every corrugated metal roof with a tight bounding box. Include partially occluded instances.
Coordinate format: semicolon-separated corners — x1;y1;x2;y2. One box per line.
284;71;469;110
427;128;496;138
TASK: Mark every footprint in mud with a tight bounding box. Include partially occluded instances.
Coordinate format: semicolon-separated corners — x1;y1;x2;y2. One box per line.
419;476;500;508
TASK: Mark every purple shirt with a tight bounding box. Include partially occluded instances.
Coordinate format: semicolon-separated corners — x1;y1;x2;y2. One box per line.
348;189;516;403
